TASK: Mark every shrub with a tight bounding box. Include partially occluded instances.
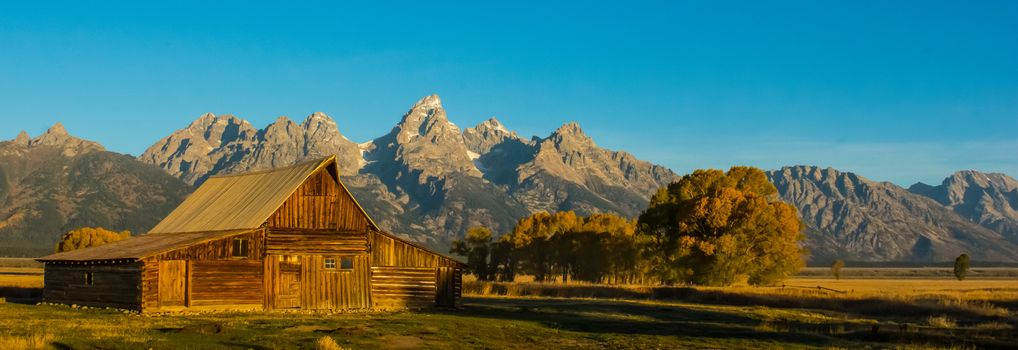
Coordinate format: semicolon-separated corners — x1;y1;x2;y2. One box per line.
55;227;130;253
953;254;970;281
926;315;957;328
316;336;346;350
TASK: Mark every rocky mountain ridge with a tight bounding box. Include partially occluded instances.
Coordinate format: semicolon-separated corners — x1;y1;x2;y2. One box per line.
5;95;1017;263
909;171;1018;240
0;124;191;256
768;166;1018;263
139;95;677;248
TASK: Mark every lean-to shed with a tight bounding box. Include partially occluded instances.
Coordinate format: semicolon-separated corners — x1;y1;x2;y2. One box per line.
37;156;465;312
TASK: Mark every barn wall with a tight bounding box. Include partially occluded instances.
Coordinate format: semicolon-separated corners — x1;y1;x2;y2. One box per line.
370;232;461;268
262;255;371;310
266;229;368;255
43;262;142;310
267;169;370;231
370;266;436;308
151;229;265;261
190;260;263;307
436;266;463;307
369;232;463;308
141;261;159;311
141;230;267;312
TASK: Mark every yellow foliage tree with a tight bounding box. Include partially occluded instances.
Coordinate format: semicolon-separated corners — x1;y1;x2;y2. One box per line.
638;166;804;286
55;227;131;253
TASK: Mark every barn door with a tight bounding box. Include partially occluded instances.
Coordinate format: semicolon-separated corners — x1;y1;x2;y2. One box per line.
276;261;301;308
159;260;187;307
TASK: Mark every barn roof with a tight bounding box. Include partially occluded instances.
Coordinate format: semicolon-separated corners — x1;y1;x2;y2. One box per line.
37;229;254;262
148;155;376;233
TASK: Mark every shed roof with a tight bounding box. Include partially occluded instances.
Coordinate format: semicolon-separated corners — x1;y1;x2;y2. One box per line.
37;229;254;262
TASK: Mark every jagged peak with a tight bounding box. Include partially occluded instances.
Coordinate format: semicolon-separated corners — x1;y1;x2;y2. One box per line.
14;130;30;145
185;113;250;130
473;117;510;133
46;122;68;136
188;112;217;127
943;169;1017;189
771;165;873;184
554;121;584;135
411;94;443;109
25;122;104;153
302;112;336;126
547;121;594;146
267;115;297;126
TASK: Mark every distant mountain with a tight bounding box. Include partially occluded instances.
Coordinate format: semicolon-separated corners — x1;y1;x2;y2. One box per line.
909;171;1018;241
0;124;191;257
139;111;362;185
139;95;678;246
768;166;1018;263
16;95;1014;263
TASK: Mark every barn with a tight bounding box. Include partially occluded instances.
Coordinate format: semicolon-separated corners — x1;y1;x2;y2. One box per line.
36;156;465;312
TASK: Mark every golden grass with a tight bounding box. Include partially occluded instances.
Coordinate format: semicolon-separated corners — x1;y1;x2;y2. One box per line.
0;273;44;288
0;333;54;350
315;336;347;350
926;315;957;328
464;277;1018;324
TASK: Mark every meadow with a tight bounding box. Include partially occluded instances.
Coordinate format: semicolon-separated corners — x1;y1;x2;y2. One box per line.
1;265;1016;349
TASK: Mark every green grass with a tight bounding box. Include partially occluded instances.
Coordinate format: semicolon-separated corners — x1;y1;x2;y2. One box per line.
2;267;1017;349
1;296;1015;349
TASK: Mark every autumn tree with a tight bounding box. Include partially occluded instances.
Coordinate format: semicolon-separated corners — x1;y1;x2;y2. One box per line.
55;227;131;253
637;166;805;286
495;211;643;283
450;227;496;281
954;253;970;281
831;260;845;280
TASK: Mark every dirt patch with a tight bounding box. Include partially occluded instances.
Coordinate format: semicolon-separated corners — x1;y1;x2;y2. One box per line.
380;335;423;349
283;325;333;333
157;322;224;335
315;325;372;337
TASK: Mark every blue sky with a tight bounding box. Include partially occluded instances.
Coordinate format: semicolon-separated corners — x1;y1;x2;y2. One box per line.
1;1;1015;185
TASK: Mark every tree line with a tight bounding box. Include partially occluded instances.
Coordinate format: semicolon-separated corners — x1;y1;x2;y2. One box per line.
452;166;806;286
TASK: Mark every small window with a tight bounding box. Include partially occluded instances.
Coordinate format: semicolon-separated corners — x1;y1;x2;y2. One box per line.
84;272;93;286
324;258;337;269
340;257;354;270
232;238;249;258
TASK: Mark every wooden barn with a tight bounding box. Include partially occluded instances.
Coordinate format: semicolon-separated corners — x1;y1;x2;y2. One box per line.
36;156;465;312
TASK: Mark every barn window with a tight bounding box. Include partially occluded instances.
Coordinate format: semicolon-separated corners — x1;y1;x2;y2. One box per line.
232;238;249;258
84;272;93;286
340;257;354;270
324;258;337;269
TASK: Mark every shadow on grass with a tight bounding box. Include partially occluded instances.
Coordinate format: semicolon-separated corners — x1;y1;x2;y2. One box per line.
469;283;1014;323
651;287;1007;322
450;297;1018;349
450;297;843;347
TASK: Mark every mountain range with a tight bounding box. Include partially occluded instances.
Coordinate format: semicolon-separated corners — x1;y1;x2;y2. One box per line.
3;94;1017;263
0;124;191;257
138;95;678;249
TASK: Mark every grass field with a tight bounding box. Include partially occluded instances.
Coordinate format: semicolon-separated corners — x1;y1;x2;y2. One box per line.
1;267;1016;349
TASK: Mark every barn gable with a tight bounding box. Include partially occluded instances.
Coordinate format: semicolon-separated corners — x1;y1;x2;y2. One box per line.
148;156;378;234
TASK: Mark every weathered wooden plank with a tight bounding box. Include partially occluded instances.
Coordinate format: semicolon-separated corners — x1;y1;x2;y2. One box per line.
43;262;143;310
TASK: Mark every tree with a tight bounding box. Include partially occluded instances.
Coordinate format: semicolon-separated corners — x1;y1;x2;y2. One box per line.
450;227;495;281
637;166;805;286
831;260;845;280
494;211;643;284
55;227;131;253
953;253;970;281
